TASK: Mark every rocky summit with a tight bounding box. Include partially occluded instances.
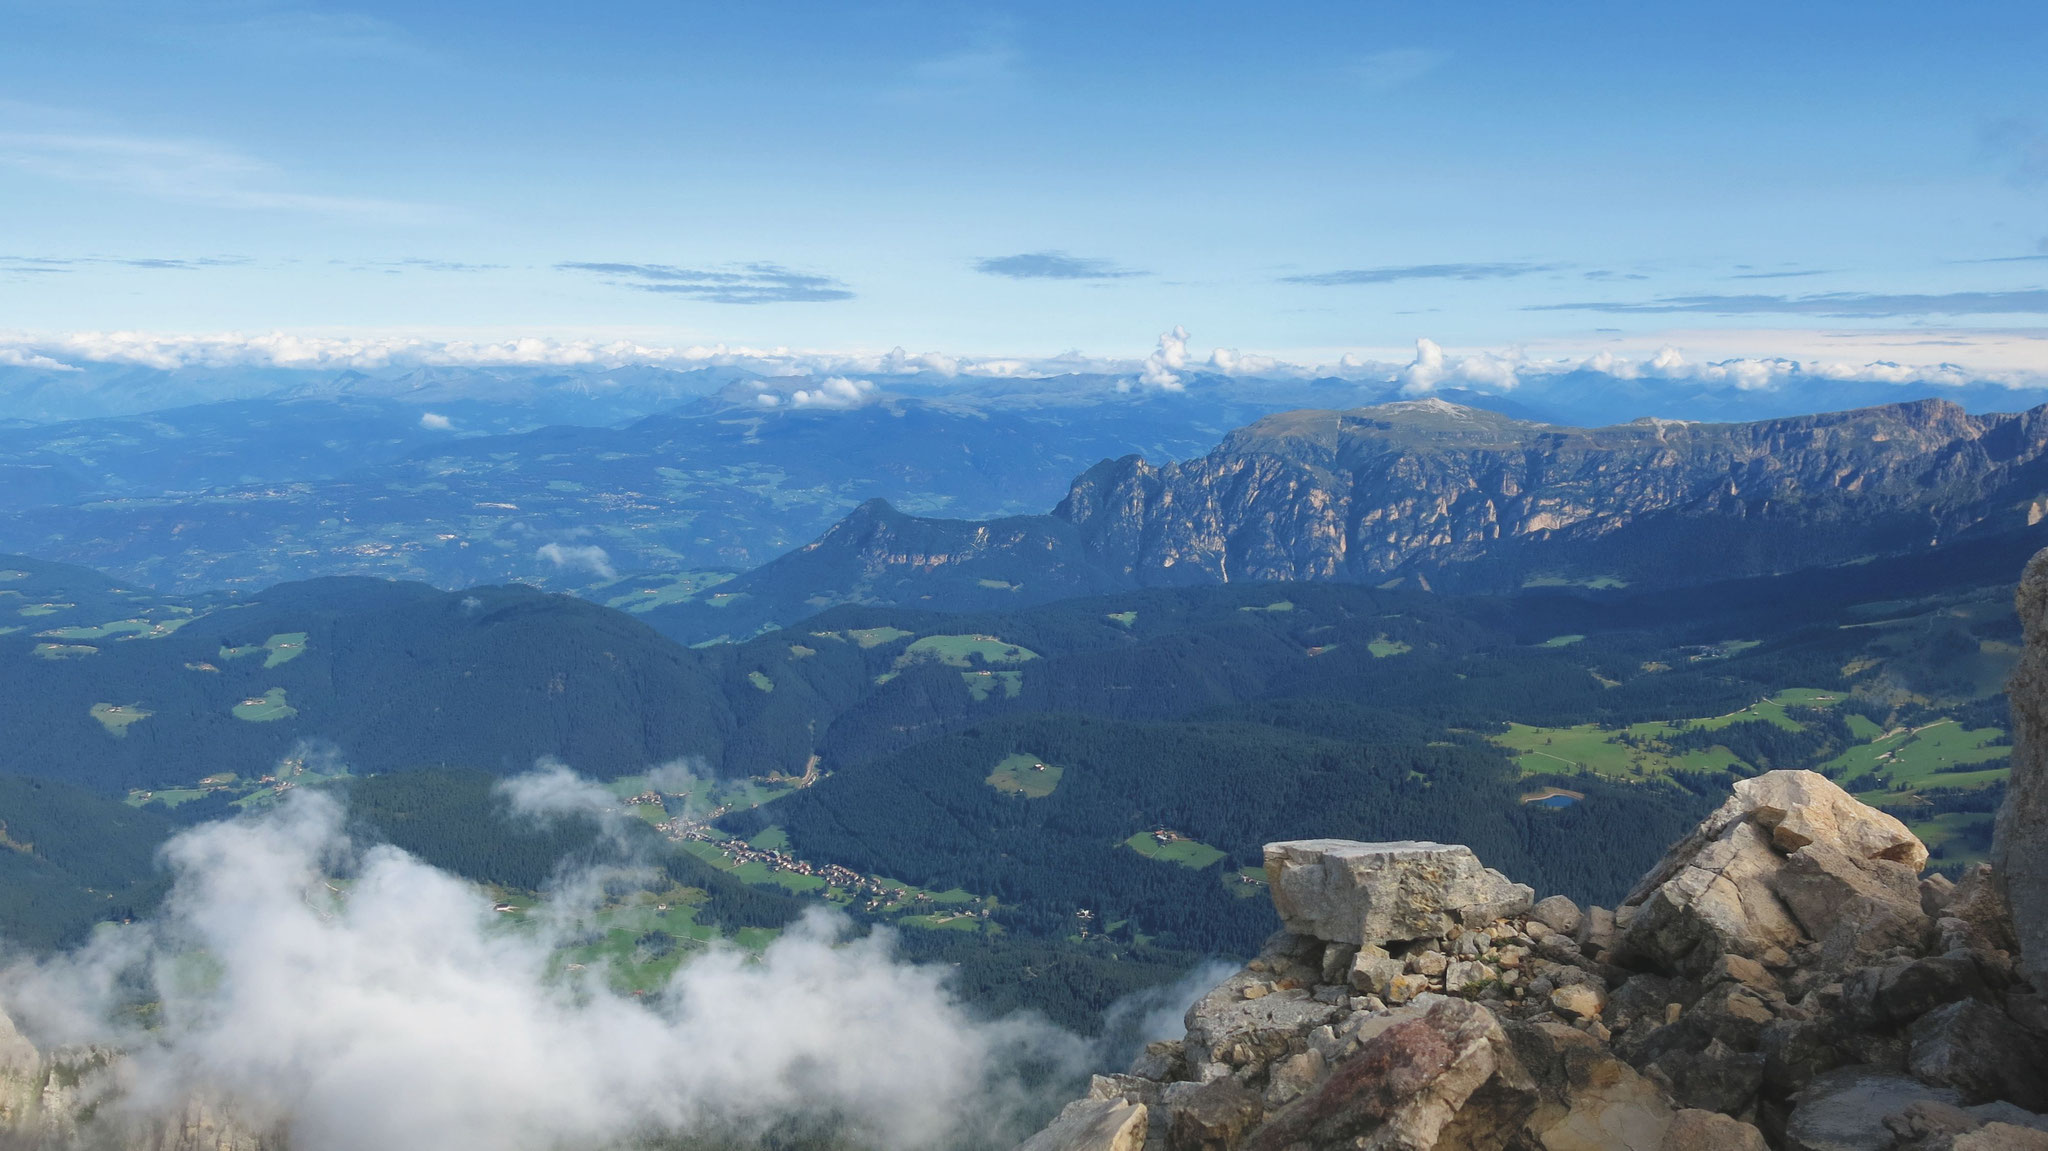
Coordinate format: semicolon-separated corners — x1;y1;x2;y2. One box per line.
1015;550;2048;1151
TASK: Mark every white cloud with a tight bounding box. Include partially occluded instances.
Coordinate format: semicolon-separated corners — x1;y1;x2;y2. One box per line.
0;791;1088;1151
787;376;877;409
1137;325;1190;391
536;542;616;581
417;411;452;430
0;347;76;370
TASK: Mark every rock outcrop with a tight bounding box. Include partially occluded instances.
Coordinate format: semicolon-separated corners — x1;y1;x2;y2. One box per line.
2001;549;2048;990
0;1007;276;1151
1018;767;2048;1151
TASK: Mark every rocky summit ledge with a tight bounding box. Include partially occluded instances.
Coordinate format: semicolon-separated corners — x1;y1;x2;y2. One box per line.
1020;770;2048;1151
1264;840;1535;948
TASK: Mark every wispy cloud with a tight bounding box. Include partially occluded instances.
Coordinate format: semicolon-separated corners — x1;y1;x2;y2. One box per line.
1351;49;1449;92
1530;289;2048;318
1283;262;1560;287
0;130;428;220
974;252;1143;280
375;258;505;273
1727;269;1832;280
1;254;250;272
556;262;853;305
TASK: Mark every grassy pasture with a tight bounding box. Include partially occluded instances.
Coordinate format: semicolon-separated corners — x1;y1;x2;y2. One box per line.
747;671;774;692
89;703;153;737
1106;611;1137;628
1367;635;1412;657
986;752;1063;797
39;617;191;641
1492;688;1842;778
1538;634;1587;648
1825;720;2009;794
902;633;1039;667
1125;831;1227;869
31;644;95;660
232;687;297;723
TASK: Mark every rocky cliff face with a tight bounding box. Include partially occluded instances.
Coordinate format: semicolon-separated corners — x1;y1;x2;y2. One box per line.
674;398;2048;639
0;1010;275;1151
1019;763;2048;1151
1053;398;2048;591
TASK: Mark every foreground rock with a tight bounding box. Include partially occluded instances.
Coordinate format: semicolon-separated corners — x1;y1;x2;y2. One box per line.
2003;549;2048;990
1019;766;2048;1151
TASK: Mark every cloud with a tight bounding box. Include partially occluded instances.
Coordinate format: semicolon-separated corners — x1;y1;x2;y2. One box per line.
496;760;618;825
1;254;249;272
1136;326;1190;391
0;347;77;370
786;376;878;409
418;412;453;431
1396;337;1524;395
1530;290;2048;317
557;262;853;305
0;131;427;220
536;543;616;581
974;252;1142;280
1282;262;1560;286
1351;48;1449;92
0;789;1088;1151
1727;269;1831;280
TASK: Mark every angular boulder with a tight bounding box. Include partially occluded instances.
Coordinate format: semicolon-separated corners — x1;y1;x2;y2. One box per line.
1618;770;1928;974
1909;999;2048;1111
1999;547;2048;988
1264;840;1534;948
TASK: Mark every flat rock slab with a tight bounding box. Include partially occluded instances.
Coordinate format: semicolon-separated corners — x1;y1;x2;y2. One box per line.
1264;839;1534;947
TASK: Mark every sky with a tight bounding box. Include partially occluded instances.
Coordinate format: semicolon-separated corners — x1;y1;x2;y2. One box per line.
2;0;2047;374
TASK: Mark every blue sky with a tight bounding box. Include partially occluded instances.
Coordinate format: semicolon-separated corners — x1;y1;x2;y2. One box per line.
2;0;2045;372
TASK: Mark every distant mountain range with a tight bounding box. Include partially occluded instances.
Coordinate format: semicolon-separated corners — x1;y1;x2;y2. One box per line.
641;397;2048;643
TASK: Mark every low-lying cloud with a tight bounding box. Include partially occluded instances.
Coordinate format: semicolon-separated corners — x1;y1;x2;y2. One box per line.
0;786;1094;1151
557;261;854;304
536;542;616;581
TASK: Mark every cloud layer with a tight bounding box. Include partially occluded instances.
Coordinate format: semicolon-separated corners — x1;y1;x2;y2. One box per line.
1;784;1091;1151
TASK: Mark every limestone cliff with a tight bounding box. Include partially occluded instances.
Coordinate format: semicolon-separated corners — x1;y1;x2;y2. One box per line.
689;398;2048;636
1019;767;2048;1151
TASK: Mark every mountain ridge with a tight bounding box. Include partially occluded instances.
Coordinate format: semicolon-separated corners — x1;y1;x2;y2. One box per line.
644;396;2048;642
